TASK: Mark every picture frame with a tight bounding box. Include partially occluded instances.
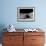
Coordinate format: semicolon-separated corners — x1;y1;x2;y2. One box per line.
17;7;35;22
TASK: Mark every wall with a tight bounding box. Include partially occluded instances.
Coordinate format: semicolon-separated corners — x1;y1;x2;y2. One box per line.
0;0;46;43
0;0;46;29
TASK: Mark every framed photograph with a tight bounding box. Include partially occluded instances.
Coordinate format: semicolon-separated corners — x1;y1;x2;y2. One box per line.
17;7;35;22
